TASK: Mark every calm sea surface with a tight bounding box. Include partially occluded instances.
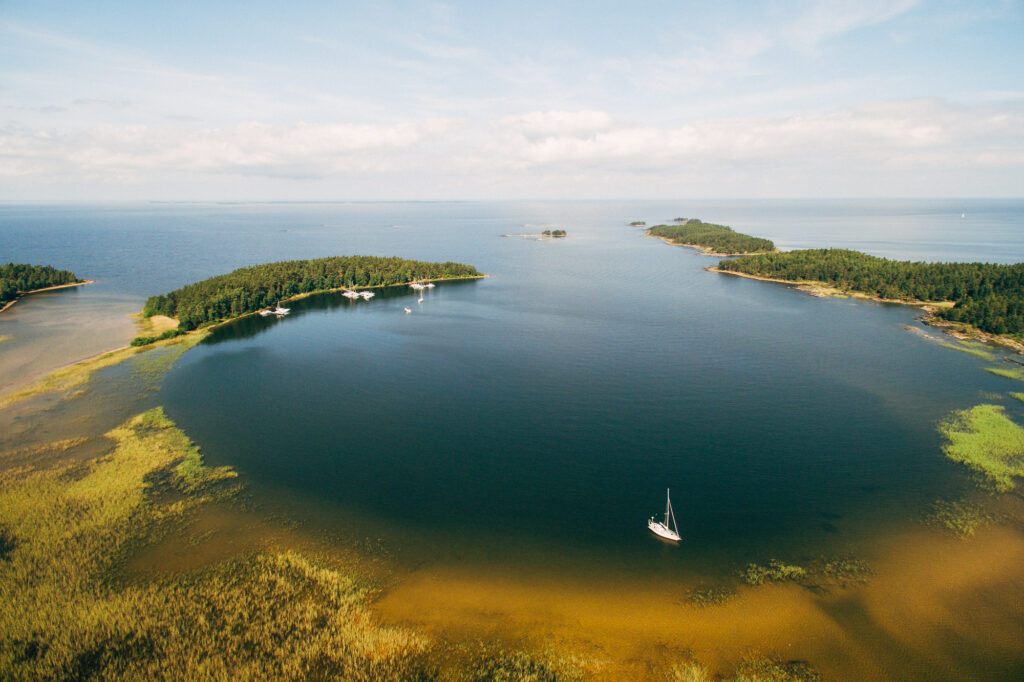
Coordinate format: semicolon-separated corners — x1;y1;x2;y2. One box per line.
3;199;1024;574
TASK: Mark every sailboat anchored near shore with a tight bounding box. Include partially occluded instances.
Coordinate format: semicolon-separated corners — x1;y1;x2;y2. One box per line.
648;488;681;542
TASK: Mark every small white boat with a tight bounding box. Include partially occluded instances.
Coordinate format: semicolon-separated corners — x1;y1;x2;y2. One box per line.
258;309;273;317
648;488;681;542
410;282;426;290
342;290;360;299
404;307;412;314
425;282;435;289
273;303;290;316
359;291;375;300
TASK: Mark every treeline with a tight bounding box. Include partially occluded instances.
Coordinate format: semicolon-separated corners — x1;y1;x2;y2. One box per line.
718;249;1024;335
1;263;83;306
143;255;483;330
649;220;775;254
542;229;567;237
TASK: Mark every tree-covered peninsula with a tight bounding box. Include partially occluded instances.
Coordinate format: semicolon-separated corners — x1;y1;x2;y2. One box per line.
143;255;483;330
717;249;1024;336
1;263;84;308
648;220;775;255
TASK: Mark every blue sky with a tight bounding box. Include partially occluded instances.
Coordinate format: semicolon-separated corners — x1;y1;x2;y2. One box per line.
1;0;1022;199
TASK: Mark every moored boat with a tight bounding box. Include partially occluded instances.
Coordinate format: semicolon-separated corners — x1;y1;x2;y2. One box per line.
648;488;681;542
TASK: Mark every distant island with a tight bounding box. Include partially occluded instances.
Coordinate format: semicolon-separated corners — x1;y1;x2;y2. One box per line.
629;221;646;226
648;219;775;255
716;249;1024;339
141;255;483;332
1;263;89;312
502;230;567;240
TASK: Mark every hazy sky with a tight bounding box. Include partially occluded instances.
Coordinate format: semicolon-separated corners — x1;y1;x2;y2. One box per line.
2;1;1022;200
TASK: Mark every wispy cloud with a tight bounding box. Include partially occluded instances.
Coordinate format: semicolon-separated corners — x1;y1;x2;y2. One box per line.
783;0;920;52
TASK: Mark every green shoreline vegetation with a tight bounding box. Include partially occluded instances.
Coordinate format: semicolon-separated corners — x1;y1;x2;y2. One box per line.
141;255;483;331
0;331;208;410
1;263;85;309
937;340;996;361
648;219;775;255
0;408;435;680
717;249;1024;337
985;366;1024;380
938;404;1024;492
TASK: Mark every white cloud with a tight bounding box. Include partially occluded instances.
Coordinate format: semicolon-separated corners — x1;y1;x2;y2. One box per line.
0;119;460;179
1;99;1021;197
485;99;1023;170
496;110;614;139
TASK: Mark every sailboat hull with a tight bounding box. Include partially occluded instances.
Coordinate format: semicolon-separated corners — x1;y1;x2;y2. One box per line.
648;519;681;542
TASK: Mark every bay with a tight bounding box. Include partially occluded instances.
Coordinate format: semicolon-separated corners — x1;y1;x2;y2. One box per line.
6;199;1022;569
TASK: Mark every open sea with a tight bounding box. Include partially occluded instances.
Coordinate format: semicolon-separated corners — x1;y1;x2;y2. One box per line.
2;199;1024;679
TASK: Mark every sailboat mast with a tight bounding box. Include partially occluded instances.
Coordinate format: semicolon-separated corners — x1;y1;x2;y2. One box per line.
664;488;671;527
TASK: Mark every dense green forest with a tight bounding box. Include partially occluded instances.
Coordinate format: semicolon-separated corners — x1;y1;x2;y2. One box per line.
1;263;83;307
718;249;1024;335
143;255;483;330
649;220;775;254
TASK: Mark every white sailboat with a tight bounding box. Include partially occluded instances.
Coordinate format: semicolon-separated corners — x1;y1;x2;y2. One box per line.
648;488;681;542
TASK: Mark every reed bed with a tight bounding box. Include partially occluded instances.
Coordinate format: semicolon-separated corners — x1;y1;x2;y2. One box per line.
939;404;1024;491
937;341;996;361
984;366;1024;380
0;332;207;410
0;408;431;681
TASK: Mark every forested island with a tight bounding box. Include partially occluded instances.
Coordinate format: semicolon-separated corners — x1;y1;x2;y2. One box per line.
541;229;567;237
142;255;483;330
1;263;85;310
717;249;1024;336
648;220;775;255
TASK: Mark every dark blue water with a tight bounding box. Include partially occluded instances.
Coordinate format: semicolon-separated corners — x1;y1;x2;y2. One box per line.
3;200;1024;570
